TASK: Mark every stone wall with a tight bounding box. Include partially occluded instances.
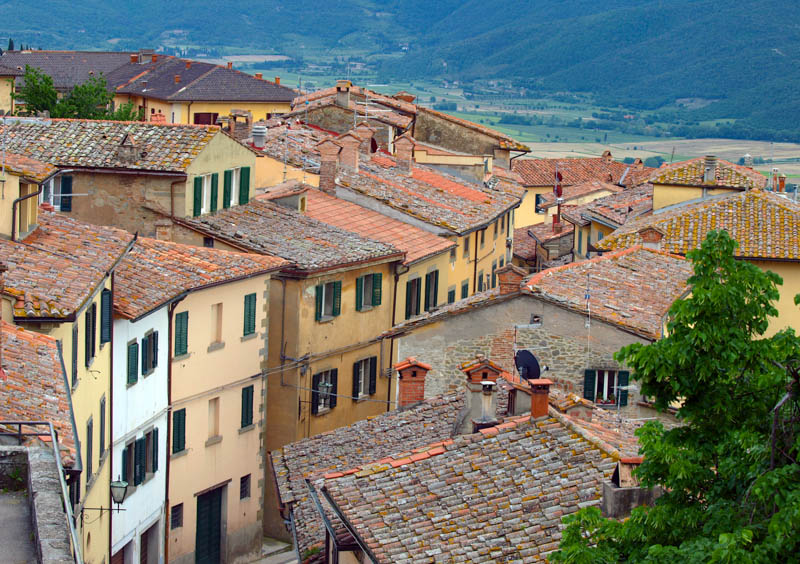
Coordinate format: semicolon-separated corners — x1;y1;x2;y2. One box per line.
303;106;394;147
414;110;499;157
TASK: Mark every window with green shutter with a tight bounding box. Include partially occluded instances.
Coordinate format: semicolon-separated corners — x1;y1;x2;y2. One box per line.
315;281;341;321
210;173;219;212
241;385;254;428
100;289;111;344
238;166;250;205
174;312;188;356
134;436;146;485
127;341;139;385
356;273;382;311
99;396;105;455
223;170;233;209
60;176;73;212
193;177;203;217
243;293;256;336
141;334;149;376
71;324;78;387
405;278;421;320
461;280;469;300
583;369;597;401
84;303;96;367
151;427;158;473
172;408;186;453
86;418;93;476
424;271;439;312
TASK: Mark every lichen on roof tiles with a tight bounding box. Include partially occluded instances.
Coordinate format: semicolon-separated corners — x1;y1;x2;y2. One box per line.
649;157;767;189
514;156;654;187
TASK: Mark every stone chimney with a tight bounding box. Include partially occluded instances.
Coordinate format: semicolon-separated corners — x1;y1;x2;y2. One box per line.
117;133;139;164
703;155;718;183
602;150;613;163
354;122;376;153
335;79;352;108
496;264;526;296
529;378;553;418
394;134;415;174
154;219;173;242
394;357;431;408
638;227;665;250
316;138;341;195
602;457;662;518
459;354;503;433
633;157;644;170
337;131;363;172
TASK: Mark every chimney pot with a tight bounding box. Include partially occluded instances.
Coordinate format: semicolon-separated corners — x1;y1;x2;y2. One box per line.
185;61;191;69
174;74;180;84
317;138;342;194
129;54;137;64
394;134;415;174
275;76;280;85
227;61;233;70
254;73;263;80
395;357;431;407
151;54;158;63
337;132;363;172
354;122;377;153
335;79;352;108
703;155;717;183
529;378;553;418
779;173;786;192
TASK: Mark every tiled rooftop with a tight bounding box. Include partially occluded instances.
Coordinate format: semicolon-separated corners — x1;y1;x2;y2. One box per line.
318;413;616;562
525;246;692;339
303;188;454;265
563;183;653;228
0;212;133;319
650;157;767;189
528;219;574;245
114;237;287;319
1;152;57;183
419;106;530;151
178;198;402;272
0;321;76;465
597;189;800;260
271;394;465;562
339;153;520;234
537;180;623;209
254;121;329;174
282;98;413;130
513;226;538;261
0;119;220;172
0;50;134;90
513;155;654;187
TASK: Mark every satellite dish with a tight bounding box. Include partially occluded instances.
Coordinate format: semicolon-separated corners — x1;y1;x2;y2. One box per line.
515;350;548;381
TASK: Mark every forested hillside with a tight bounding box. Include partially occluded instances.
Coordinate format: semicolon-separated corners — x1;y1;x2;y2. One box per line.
2;0;798;132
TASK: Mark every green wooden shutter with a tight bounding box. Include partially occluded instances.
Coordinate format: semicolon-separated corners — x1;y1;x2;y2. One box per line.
583;369;597;401
99;397;105;454
332;281;342;317
329;369;338;408
447;288;455;304
352;362;361;398
372;273;382;306
355;276;363;311
152;331;158;369
241;385;253;428
223;170;232;208
86;419;93;476
432;271;439;308
141;334;149;375
193;177;203;216
238;166;250;205
152;427;158;473
121;446;129;483
424;272;431;311
175;312;188;356
100;289;112;344
173;409;185;453
71;324;78;387
405;280;413;320
415;280;421;316
210;173;219;212
84;310;91;367
311;373;320;415
314;285;322;321
243;293;256;336
91;304;96;357
60;176;73;211
134;437;146;485
127;342;138;385
618;370;630;406
368;357;377;395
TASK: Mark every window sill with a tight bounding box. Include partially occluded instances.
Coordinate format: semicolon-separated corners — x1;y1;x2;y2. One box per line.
238;424;255;435
172;353;192;362
315;407;331;416
171;448;188;459
205;435;223;447
355;395;370;403
207;341;226;353
240;333;258;342
317;316;336;324
357;305;374;313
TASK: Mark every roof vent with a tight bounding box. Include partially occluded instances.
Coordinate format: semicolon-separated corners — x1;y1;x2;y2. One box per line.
252;125;267;149
703;155;717;182
743;153;753;167
117;133;139;164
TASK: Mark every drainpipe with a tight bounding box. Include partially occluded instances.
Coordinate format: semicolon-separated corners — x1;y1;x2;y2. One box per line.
164;295;185;564
108;273;114;561
387;268;401;412
11;184;43;242
472;231;479;293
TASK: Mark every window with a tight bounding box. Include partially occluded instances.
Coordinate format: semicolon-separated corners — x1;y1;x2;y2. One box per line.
84;303;96;367
243;293;257;336
238;167;251;205
462;236;470;258
171;504;183;529
40;175;73;211
315;281;341;321
193;112;218;125
461;280;469;300
100;289;112;344
405;277;422;319
352;357;376;399
500;214;505;232
172;409;186;454
586;232;592;258
133;435;146;485
507;213;511;237
192;174;212;216
224;168;242;208
577;230;583;254
477;270;485;292
99;397;105;456
174;311;188;356
71;324;78;387
480;229;486;248
535;193;546;213
141;331;158;376
209;173;219;213
499;256;505;268
424;270;439;311
493;220;498;240
356;273;382;311
241;385;254;428
311;369;337;414
240;475;251;500
86;418;93;477
144;428;158;474
208;397;220;439
127;340;139;385
449;247;456;262
597;230;604;241
122;441;134;486
491;261;497;288
583;369;629;406
203;237;214;248
447;286;456;304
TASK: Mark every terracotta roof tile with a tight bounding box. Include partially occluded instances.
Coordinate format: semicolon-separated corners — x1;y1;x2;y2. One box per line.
650;157;767;189
513;226;538;261
283;98;412;129
253;122;329;174
114;237;287;319
0;118;220;172
528;220;574;245
563;184;653;228
513;156;654;187
0;321;76;466
178;198;402;272
1;152;57;182
598;189;800;260
525;246;692;339
537;180;623;209
0;50;135;90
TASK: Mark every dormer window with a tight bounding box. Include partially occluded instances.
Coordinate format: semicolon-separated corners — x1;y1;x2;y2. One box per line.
40;176;73;212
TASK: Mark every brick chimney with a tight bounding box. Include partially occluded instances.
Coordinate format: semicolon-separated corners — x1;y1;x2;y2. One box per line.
394;357;431;408
529;378;553;418
154;219;173;242
638;227;665;250
129;54;137;64
275;76;281;85
354;122;376;153
496;263;526;295
174;74;181;84
337;131;363;172
254;73;263;80
185;61;191;69
633;157;644;170
394;134;415;174
227;61;233;70
316;138;341;195
779;173;786;192
335;79;352;108
151;54;158;63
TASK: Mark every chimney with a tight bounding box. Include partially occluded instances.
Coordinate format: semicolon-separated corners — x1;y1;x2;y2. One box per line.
275;76;280;85
335;79;352;108
602;150;612;163
354;122;376;153
174;74;181;84
779;173;786;192
394;357;431;408
154;219;173;242
117;133;139;164
496;264;526;295
459;354;502;433
529;378;553;418
185;61;191;69
254;73;263;80
703;155;717;183
633;157;644;170
251;125;267;149
638;227;665;250
394;134;415;174
129;54;137;64
336;131;363;172
227;61;233;70
602;457;662;518
151;54;158;63
743;153;753;167
316;138;342;195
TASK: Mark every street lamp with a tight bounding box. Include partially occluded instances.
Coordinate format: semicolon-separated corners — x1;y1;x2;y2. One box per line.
110;480;129;506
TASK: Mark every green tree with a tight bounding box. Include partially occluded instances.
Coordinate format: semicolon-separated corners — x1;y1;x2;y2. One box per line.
552;230;800;563
53;76;113;119
108;101;144;122
7;38;13;51
14;65;58;115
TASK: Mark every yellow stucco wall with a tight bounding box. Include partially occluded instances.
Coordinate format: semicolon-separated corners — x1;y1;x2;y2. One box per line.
652;184;739;210
254;154;319;190
517;187;550;228
413;150;487;168
445;214;512;299
0;76;14;114
113;95;290;124
541;190;615;222
748;260;800;336
572;221;614;260
396;251;452;322
168;275;269;562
